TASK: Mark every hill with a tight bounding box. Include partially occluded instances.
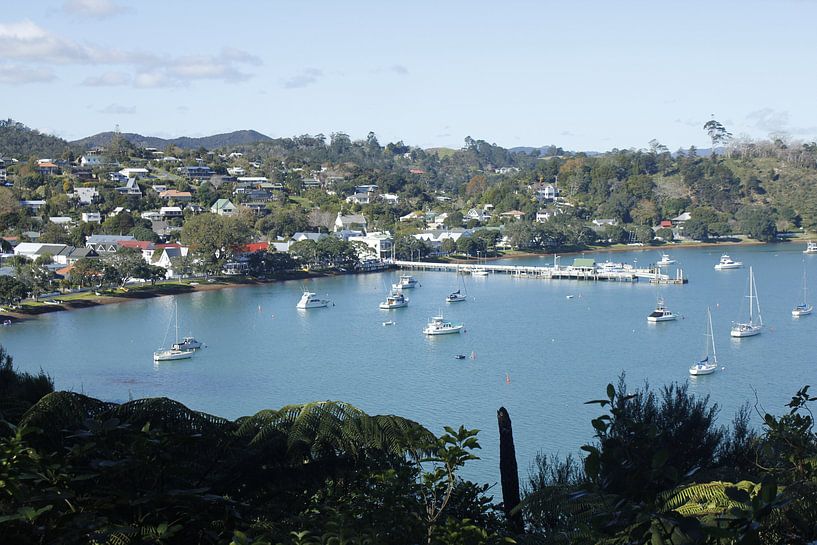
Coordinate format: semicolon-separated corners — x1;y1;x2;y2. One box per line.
0;119;73;159
71;129;273;150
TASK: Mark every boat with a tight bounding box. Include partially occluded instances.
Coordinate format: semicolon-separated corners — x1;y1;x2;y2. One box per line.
446;271;469;303
422;314;464;335
792;259;813;317
657;253;676;267
172;336;203;351
689;308;718;376
804;241;817;254
379;288;408;309
731;267;762;337
471;267;489;277
154;302;195;362
714;254;743;270
647;297;677;322
382;320;395;326
296;291;330;309
454;354;466;360
393;275;419;289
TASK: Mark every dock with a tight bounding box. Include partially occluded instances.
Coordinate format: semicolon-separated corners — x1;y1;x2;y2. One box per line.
390;260;688;284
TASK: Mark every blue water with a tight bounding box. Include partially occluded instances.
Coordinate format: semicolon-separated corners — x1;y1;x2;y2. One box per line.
4;244;816;486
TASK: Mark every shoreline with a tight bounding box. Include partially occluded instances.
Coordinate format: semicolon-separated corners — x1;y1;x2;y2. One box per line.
0;270;354;323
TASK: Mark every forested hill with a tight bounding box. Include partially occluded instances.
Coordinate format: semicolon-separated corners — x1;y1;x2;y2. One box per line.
0;120;72;159
71;129;273;150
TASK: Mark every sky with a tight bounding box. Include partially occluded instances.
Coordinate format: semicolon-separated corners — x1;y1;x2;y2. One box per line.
2;0;817;152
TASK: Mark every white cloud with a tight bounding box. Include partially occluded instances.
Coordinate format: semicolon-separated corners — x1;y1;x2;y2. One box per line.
0;20;259;88
98;103;136;114
62;0;129;18
0;64;56;85
282;68;323;89
373;64;409;76
82;71;131;86
746;108;817;137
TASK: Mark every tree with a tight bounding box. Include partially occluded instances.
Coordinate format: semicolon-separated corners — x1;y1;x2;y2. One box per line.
102;248;145;287
37;222;70;244
703;116;732;152
71;258;103;288
0;276;28;306
683;218;709;241
737;206;777;241
288;239;318;268
181;213;252;275
441;238;457;255
129;226;159;242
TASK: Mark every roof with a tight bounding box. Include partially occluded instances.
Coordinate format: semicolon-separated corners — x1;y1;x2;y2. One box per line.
86;235;136;244
240;242;270;253
159;190;192;198
211;198;235;210
572;258;596;268
118;240;155;250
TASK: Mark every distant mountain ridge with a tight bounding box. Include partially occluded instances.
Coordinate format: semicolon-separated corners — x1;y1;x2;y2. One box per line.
71;129;273;150
0;119;72;159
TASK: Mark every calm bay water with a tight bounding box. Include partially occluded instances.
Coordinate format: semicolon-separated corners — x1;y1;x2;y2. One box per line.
4;244;817;485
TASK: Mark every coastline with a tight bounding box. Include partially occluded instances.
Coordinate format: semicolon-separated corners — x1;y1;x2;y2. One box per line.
0;270;350;323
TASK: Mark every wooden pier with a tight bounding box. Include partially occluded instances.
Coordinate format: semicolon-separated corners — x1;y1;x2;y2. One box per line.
391;260;688;284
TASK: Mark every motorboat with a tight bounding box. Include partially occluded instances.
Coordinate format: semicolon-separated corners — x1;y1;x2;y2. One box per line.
471;267;489;277
792;258;812;316
296;291;330;309
446;289;467;303
379;289;408;309
657;253;676;267
714;254;743;270
690;308;718;376
804;241;817;254
394;275;419;289
382;320;395;326
731;267;762;337
454;354;466;360
422;315;464;335
647;298;677;322
172;336;203;351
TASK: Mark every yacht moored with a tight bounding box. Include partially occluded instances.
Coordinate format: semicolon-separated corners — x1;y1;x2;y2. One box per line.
647;298;677;322
657;253;676;267
379;289;408;309
172;336;203;351
689;308;719;376
805;241;817;254
446;289;467;303
296;291;331;309
394;274;420;289
714;254;743;270
422;315;464;335
731;267;762;337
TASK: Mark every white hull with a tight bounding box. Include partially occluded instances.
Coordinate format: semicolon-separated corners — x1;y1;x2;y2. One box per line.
792;305;813;316
714;263;743;270
153;349;194;361
689;363;717;375
446;294;467;303
647;314;677;322
730;324;761;337
423;325;464;335
297;302;329;309
379;301;408;309
804;242;817;253
297;291;330;309
471;270;489;277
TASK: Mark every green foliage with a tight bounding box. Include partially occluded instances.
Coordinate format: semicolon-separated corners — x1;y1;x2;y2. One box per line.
0;345;53;425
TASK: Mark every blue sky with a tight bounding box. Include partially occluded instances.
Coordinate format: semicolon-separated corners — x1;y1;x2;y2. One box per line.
1;0;816;151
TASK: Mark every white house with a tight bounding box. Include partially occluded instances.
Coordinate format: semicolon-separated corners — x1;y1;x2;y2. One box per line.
380;193;399;205
85;235;135;253
347;231;393;259
49;216;73;227
119;167;149;179
160;206;183;218
672;212;691;225
345;192;371;205
211;199;237;216
465;208;491;223
227;167;246;177
81;212;102;223
116;178;142;196
591;218;618;227
400;211;425;222
334;212;367;233
20;200;46;211
79;155;103;167
72;187;99;205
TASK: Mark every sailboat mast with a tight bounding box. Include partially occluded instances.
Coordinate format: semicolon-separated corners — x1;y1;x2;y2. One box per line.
753;268;762;326
708;308;717;362
175;301;179;344
748;267;754;323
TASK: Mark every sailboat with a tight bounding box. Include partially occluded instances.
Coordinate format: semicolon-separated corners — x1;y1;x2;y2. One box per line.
446;270;468;303
731;267;763;337
154;301;195;361
792;259;813;317
689;307;718;375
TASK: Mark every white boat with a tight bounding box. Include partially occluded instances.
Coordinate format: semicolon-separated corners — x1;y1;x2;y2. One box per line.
647;297;677;322
804;241;817;254
714;254;743;270
296;291;330;309
422;314;464;335
382;320;395;326
690;307;718;376
792;259;813;317
154;302;195;362
393;274;419;289
471;267;489;277
446;272;468;303
657;253;676;267
172;336;203;351
379;288;408;309
731;267;762;337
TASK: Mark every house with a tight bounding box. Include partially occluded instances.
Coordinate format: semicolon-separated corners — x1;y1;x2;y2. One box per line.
345;192;371;205
291;232;327;243
496;166;520;175
659;220;673;229
571;258;596;272
81;212;102;223
151;185;169;193
334;212;367;233
85;235;135;254
236;177;269;185
185;204;205;214
672;212;691;225
109;207;130;217
79;155;103;167
150;245;191;278
400;211;426;222
160;206;183;218
591;218;618;227
49;216;73;227
178;165;214;179
72;186;99;205
118;167;149;179
499;210;525;221
228;152;243;159
347;231;393;259
302;178;321;190
227;167;246;177
355;184;378;194
413;229;472;251
427;212;449;230
0;159;5;183
20;200;47;211
465;208;491;223
380;193;399;205
159;190;193;202
409;168;426;175
210;199;237;216
13;243;97;265
115;178;142;196
36;160;60;176
71;167;94;182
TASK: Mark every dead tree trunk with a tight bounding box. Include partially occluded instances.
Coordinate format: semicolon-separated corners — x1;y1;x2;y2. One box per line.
497;406;524;533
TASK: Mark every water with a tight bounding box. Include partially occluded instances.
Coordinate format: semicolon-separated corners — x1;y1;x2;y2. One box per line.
4;244;816;486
